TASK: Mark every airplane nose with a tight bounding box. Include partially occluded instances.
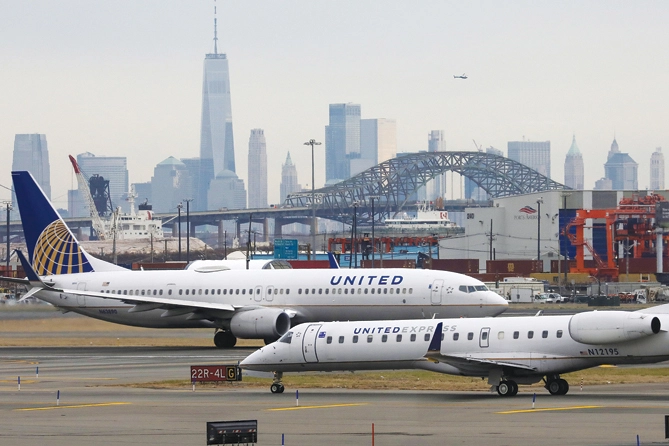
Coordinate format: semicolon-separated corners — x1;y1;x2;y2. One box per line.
487;292;508;314
240;347;267;369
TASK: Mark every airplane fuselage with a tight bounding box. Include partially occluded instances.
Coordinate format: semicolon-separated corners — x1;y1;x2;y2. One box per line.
38;268;508;330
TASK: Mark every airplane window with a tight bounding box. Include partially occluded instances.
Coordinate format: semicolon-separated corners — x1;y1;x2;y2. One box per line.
123;290;127;295
312;289;315;294
178;290;182;295
338;336;344;344
168;290;172;296
357;288;362;294
141;290;145;296
249;289;253;294
557;330;563;338
528;331;534;339
367;335;373;343
217;289;221;295
298;289;302;294
212;289;215;295
384;289;388;294
344;289;348;294
256;289;260;294
185;289;190;295
389;288;394;294
396;334;402;342
193;289;196;295
409;288;413;294
235;289;239;295
242;289;246;295
498;331;504;340
353;335;358;343
453;333;459;341
159;290;163;296
326;336;332;344
286;289;290;295
279;332;292;344
410;334;416;342
205;289;209;295
459;285;468;293
482;332;488;340
382;335;388;342
424;334;430;341
305;289;309;295
325;289;329;295
475;285;488;291
468;286;476;293
467;332;474;340
337;289;341;294
371;288;375;294
542;330;548;338
402;288;406;294
197;289;201;295
319;289;322;294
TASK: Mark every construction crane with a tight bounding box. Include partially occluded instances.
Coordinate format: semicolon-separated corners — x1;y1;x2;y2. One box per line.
68;155;108;240
472;140;483;152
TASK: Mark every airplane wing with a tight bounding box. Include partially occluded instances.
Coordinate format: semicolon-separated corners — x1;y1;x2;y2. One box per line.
426;352;537;372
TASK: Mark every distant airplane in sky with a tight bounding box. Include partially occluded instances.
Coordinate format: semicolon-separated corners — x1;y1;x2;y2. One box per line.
453;73;468;79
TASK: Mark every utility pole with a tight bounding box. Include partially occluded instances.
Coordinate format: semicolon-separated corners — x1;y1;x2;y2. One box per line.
370;196;379;268
184;198;193;263
4;202;11;275
177;203;182;261
537;197;543;270
303;139;321;260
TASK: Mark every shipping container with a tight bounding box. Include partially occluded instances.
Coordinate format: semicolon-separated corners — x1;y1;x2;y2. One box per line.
486;260;543;275
431;259;479;273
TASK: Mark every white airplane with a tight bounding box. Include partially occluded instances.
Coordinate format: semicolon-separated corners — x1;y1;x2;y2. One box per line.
5;171;508;348
241;305;669;395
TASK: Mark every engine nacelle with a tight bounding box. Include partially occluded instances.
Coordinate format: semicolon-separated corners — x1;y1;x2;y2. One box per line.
568;311;661;345
230;308;291;339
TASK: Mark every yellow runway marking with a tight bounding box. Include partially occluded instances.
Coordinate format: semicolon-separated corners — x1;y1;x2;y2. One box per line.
15;402;130;412
268;403;367;412
497;405;602;414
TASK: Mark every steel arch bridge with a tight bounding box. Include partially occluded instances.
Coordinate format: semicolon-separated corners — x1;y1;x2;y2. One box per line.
285;151;569;225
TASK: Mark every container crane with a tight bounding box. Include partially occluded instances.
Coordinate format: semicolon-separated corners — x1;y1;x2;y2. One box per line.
68;155;108;240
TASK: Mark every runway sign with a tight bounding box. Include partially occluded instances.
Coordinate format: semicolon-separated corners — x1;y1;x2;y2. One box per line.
191;365;242;383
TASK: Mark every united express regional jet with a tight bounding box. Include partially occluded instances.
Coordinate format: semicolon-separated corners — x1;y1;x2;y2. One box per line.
6;171;508;347
241;305;669;394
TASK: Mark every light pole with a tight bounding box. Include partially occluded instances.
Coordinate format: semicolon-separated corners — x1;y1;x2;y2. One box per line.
304;139;321;260
184;198;193;263
369;196;379;268
4;202;11;274
177;203;182;261
352;201;359;269
537;197;543;270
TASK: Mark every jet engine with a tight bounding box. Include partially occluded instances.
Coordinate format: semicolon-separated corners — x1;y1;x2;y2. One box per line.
229;308;291;339
568;311;661;345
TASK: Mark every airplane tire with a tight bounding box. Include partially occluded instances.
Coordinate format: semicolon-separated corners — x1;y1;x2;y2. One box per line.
214;331;237;348
508;380;519;396
557;379;569;395
497;381;512;396
270;383;284;394
547;380;561;395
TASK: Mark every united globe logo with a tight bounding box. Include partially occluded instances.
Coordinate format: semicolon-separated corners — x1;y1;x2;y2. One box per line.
33;220;90;275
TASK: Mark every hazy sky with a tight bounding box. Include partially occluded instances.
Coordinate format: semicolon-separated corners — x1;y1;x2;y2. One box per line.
2;1;668;209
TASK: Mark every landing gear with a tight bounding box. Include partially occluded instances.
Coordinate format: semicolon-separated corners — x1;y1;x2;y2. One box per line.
270;371;285;394
545;375;569;395
496;380;518;397
214;330;237;348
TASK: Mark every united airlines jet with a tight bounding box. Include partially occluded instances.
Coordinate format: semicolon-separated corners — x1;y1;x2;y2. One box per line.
6;171;508;347
241;305;669;394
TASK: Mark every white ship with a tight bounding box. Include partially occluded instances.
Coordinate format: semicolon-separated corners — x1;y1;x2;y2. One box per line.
105;190;163;240
384;202;458;232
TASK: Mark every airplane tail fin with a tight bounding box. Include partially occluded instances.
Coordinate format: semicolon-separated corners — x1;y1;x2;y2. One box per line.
426;322;443;355
11;171;125;275
327;252;340;269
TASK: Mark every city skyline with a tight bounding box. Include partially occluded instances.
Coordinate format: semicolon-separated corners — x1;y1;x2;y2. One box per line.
1;2;668;208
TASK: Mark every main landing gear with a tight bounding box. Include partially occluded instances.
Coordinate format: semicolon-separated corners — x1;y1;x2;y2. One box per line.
496;380;518;397
270;371;285;394
544;375;569;395
214;330;237;348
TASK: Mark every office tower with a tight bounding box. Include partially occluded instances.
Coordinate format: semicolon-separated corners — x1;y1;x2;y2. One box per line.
180;158;200;208
361;118;397;165
207;171;246;210
594;177;613;190
151;157;192;213
604;138;638;190
133;182;153;209
198;9;235;211
12;134;50;213
651;147;665;190
507;140;551;178
325;103;361;183
248;129;268;208
426;130;445;200
76;152;129;211
280;152;300;203
564;136;584;190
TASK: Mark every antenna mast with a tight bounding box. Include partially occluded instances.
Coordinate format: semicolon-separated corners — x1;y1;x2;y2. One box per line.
213;0;218;54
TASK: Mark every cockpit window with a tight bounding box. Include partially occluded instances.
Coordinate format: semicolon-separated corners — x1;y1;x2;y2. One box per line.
459;285;468;293
279;332;293;344
468;286;476;293
475;285;488;291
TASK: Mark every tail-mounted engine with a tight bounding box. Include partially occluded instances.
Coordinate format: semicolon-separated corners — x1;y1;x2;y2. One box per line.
230;308;291;339
568;311;661;345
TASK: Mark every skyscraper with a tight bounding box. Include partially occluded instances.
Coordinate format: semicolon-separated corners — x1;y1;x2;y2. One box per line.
198;9;235;211
325;103;361;183
604;138;638;190
248;129;268;208
507;140;551;178
427;130;445;200
564;136;584;190
151;157;192;213
12;134;50;213
280;152;300;203
651;147;665;190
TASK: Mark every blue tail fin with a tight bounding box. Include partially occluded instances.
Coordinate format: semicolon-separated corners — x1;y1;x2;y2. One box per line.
327;252;340;269
12;171;99;275
427;322;443;354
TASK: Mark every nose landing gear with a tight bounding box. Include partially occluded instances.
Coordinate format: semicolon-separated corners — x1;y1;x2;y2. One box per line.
270;371;285;394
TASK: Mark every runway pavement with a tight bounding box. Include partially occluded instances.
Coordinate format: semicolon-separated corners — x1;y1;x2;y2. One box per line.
2;346;669;445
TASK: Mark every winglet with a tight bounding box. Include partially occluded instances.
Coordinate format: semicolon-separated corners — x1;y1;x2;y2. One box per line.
427;322;443;354
327;252;340;269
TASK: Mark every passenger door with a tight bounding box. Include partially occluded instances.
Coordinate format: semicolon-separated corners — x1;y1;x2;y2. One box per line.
431;279;444;305
76;282;87;307
302;324;322;363
254;285;263;302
